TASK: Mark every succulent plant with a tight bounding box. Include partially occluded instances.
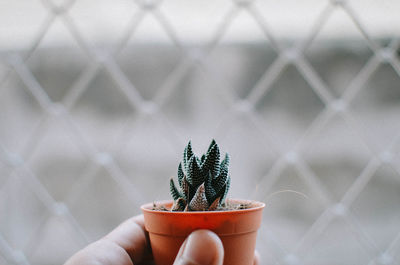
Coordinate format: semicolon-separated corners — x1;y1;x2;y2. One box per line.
170;139;231;211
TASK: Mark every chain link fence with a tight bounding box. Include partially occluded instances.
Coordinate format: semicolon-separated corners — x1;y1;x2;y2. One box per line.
1;0;400;264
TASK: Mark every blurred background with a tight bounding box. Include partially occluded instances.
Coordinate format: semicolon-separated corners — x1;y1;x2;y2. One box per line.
1;0;400;264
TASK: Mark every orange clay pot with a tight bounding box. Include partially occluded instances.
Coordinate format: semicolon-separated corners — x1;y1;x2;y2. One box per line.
141;199;265;265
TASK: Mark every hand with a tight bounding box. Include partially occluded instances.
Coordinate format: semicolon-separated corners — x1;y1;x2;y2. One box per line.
64;215;260;265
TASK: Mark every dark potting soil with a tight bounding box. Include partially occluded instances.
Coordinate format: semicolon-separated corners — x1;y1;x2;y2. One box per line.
151;201;252;212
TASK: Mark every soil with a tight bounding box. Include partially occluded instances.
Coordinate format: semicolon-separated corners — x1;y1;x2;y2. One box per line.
151;201;252;212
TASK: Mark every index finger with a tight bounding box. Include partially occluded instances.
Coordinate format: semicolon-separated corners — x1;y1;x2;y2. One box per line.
103;215;152;264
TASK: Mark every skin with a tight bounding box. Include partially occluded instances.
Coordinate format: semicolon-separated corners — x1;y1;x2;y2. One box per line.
64;215;260;265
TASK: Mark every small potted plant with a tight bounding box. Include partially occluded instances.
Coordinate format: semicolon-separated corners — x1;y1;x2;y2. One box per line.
141;140;265;265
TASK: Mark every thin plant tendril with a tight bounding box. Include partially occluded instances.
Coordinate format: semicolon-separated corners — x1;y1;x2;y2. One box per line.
264;189;309;202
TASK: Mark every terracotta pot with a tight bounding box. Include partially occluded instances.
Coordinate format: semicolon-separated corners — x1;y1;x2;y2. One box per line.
141;199;265;265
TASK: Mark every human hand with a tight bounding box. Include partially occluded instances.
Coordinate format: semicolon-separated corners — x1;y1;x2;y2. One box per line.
64;215;260;265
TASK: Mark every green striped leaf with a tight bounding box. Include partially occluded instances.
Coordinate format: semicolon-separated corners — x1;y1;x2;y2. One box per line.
221;176;231;203
212;163;228;193
183;141;194;172
177;163;184;186
188;155;203;188
205;172;217;205
202;142;220;178
170;178;182;201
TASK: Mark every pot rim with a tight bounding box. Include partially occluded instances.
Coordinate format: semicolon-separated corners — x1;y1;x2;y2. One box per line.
141;198;265;215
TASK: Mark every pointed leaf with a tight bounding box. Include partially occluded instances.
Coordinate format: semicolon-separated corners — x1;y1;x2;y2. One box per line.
221;175;231;203
182;176;190;201
202;142;220;178
188;155;203;188
186;156;194;185
220;153;230;169
177;163;184;187
171;197;186;211
183;141;194;172
207;139;217;153
188;184;208;211
182;175;196;203
208;197;220;211
187;141;194;158
188;184;197;204
212;164;228;194
205;172;217;205
170;178;182;201
183;145;188;171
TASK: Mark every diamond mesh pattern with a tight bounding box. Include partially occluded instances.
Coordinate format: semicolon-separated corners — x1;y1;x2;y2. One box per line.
1;0;400;264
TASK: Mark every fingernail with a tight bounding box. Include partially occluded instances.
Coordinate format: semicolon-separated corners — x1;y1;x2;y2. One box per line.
179;231;218;265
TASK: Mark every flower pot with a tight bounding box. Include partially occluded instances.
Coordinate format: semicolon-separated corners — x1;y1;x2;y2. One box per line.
141;199;265;265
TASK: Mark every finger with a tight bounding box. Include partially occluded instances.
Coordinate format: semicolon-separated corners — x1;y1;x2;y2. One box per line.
253;250;260;265
173;230;224;265
64;239;133;265
103;215;152;264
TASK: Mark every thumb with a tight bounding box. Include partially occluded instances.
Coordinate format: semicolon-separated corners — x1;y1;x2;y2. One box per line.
173;230;224;265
